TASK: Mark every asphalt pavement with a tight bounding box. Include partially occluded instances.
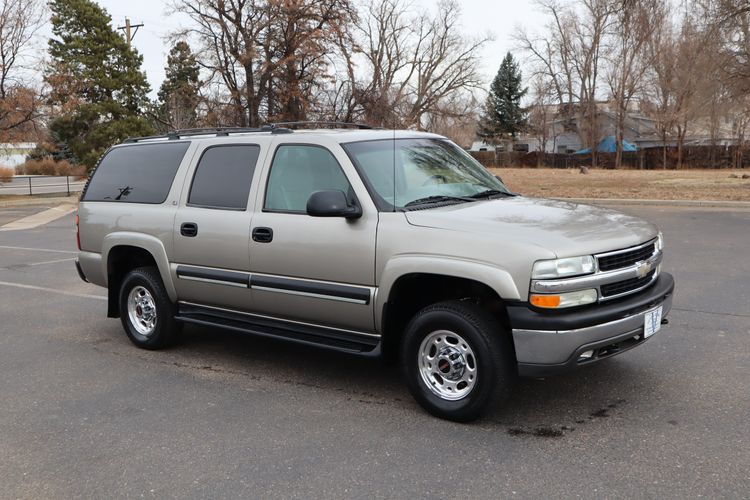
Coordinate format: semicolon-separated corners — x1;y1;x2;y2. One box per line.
0;205;748;498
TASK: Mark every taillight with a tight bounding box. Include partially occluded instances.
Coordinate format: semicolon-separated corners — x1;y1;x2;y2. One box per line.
75;214;80;250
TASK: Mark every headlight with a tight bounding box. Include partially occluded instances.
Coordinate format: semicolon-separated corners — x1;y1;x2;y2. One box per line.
530;289;598;309
655;232;664;252
531;255;596;279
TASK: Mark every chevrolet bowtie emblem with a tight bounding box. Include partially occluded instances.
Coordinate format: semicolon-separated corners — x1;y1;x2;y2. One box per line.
636;260;652;278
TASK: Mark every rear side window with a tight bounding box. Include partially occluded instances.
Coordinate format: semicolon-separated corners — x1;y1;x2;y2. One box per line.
83;142;190;203
188;145;260;210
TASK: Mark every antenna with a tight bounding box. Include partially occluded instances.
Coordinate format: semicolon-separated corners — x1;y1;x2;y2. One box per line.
392;116;396;212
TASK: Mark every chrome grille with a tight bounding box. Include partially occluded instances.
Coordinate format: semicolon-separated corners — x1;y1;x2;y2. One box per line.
601;270;656;298
594;239;660;301
598;243;655;272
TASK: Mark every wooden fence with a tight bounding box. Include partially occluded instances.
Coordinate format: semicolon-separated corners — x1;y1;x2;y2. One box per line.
470;146;750;169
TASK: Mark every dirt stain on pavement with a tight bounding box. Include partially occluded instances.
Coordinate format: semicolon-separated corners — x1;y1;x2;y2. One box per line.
506;426;574;438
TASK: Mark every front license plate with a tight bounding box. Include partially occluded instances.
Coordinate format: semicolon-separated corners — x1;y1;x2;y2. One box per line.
644;306;663;338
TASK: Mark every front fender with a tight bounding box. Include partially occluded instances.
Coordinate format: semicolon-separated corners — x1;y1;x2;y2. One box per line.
375;255;521;332
101;232;177;301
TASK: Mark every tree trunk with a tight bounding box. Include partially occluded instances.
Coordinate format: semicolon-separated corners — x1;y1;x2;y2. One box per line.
588;102;598;169
245;63;259;127
615;106;625;169
676;124;686;170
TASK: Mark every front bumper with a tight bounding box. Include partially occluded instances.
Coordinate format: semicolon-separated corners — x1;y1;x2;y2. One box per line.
508;273;674;377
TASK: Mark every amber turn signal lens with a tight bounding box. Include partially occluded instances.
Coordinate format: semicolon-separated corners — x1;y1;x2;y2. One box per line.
530;289;598;309
530;294;561;308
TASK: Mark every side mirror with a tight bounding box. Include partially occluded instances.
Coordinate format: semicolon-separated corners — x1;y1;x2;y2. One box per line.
495;174;504;184
306;190;362;219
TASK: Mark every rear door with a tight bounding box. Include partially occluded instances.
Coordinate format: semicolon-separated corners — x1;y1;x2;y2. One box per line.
171;139;269;311
247;137;378;333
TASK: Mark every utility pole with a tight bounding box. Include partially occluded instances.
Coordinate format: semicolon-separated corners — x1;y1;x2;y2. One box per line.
117;18;144;46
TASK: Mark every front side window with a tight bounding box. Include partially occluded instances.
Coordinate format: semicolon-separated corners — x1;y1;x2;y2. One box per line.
188;145;260;210
343;138;511;210
264;145;352;212
83;142;190;203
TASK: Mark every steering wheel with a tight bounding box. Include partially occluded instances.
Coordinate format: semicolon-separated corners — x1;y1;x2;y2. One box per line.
422;174;448;186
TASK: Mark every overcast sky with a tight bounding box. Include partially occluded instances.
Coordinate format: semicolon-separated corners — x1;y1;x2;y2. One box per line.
43;0;549;97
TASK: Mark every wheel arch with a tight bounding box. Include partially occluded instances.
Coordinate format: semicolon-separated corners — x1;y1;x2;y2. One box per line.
102;233;176;318
376;257;521;362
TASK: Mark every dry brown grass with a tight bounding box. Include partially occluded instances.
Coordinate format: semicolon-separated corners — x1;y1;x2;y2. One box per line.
16;158;87;178
0;166;14;182
491;168;750;201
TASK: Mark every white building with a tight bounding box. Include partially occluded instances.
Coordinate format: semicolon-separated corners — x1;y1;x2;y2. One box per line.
0;143;36;169
513;109;660;154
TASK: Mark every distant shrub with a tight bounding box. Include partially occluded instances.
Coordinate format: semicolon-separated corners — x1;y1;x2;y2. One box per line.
18;158;57;175
17;158;86;178
0;166;13;182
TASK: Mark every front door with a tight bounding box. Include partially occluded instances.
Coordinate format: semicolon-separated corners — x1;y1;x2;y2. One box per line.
172;142;266;311
248;140;378;333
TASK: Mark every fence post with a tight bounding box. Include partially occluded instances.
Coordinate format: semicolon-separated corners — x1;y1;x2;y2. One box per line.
66;176;70;196
28;177;32;196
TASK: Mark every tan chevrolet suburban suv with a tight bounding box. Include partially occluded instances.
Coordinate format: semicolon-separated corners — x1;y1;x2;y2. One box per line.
75;124;674;421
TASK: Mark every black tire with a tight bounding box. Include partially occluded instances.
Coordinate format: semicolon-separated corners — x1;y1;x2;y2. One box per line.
119;266;181;350
400;300;514;422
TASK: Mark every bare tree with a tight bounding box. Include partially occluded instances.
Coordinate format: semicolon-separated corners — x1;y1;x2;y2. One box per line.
171;0;264;126
335;0;412;125
701;0;750;94
264;0;355;121
730;95;750;168
698;0;750;159
171;0;354;126
514;1;576;111
338;0;488;129
606;0;663;168
517;0;616;167
527;75;556;166
403;1;487;129
671;17;715;169
0;0;45;142
642;10;678;169
572;0;617;167
422;92;480;147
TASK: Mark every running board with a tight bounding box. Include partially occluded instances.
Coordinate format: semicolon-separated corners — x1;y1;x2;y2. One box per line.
175;302;379;354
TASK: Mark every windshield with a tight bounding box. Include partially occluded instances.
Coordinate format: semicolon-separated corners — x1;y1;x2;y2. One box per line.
343;138;511;210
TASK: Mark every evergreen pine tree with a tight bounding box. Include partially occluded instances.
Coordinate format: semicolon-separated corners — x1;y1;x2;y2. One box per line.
156;41;201;131
46;0;153;169
477;52;527;143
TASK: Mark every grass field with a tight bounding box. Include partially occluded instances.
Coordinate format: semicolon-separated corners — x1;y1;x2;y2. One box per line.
491;168;750;201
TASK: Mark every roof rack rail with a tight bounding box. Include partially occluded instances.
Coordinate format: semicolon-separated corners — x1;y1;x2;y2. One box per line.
267;121;375;130
121;121;378;143
123;126;273;143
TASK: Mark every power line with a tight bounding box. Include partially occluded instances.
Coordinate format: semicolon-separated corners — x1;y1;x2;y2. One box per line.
117;18;144;46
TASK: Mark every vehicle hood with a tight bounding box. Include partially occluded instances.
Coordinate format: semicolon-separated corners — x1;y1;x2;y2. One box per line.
404;196;658;257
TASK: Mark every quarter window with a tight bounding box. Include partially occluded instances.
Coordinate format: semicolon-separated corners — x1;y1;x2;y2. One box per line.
264;145;351;212
188;145;260;210
83;142;190;203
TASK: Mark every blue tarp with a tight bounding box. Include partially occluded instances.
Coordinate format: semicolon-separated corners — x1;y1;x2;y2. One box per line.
574;135;638;154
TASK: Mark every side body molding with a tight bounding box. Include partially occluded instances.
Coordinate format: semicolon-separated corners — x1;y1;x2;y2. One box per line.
101;232;177;301
375;255;521;332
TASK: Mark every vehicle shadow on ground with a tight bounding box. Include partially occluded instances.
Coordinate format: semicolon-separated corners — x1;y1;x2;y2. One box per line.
157;323;663;434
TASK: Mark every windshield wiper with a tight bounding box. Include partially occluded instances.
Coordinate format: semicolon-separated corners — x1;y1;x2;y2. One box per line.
468;189;516;199
404;195;476;208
